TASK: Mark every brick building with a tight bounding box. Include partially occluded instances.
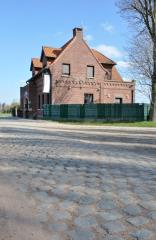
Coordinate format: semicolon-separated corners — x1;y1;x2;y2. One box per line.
20;27;135;117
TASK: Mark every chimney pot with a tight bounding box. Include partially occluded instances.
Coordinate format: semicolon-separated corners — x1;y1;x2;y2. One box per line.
73;27;83;38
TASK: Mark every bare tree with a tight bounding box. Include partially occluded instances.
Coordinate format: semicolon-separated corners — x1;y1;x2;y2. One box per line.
117;0;156;121
128;33;152;100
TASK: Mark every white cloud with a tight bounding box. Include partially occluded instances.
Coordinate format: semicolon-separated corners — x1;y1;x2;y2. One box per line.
101;22;114;33
117;61;131;68
80;22;88;31
123;77;132;82
95;44;123;59
84;34;93;42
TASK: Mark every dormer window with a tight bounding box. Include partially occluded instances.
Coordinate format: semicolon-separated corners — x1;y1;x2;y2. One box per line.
87;65;94;78
62;63;70;76
30;58;42;77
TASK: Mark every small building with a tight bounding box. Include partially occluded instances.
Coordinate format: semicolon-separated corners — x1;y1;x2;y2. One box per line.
20;28;135;118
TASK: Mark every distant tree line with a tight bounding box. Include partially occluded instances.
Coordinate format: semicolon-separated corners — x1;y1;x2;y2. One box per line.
0;101;20;113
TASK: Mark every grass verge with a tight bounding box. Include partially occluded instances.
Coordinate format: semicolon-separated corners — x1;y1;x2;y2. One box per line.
0;113;11;118
45;119;156;127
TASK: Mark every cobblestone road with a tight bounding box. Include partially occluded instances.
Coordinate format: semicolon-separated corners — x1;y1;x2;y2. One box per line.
0;118;156;240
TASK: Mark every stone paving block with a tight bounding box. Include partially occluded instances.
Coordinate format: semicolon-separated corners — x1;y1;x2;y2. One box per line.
123;204;142;216
133;187;146;194
97;199;116;210
105;236;125;240
79;195;97;205
46;196;59;204
48;222;68;232
49;233;65;240
148;211;156;220
65;191;80;202
33;191;49;202
52;210;72;221
98;210;122;221
74;215;97;228
77;205;95;216
52;188;67;198
140;201;156;211
127;216;149;227
36;211;48;223
100;185;114;191
101;221;126;234
58;200;77;212
138;193;154;201
130;229;154;240
119;196;136;205
69;227;95;240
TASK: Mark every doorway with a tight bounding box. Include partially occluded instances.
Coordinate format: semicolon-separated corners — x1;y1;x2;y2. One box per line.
115;97;123;104
84;94;93;104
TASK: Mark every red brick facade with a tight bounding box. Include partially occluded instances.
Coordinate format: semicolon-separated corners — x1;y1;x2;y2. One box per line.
20;28;135;117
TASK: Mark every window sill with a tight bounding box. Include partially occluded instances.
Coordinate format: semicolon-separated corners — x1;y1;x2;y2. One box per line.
87;77;94;79
62;74;70;77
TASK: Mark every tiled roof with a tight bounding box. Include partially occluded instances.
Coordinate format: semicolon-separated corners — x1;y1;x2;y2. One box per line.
41;46;116;65
91;49;122;81
112;66;122;81
42;47;62;58
91;49;116;65
30;58;42;70
30;41;118;76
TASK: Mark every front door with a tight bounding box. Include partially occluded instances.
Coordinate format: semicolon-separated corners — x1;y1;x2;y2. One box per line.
24;98;29;118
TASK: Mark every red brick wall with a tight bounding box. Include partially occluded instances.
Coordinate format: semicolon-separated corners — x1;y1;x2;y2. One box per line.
101;81;135;103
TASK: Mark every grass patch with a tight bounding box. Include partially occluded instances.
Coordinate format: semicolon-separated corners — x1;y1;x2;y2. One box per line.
45;118;156;127
0;113;11;118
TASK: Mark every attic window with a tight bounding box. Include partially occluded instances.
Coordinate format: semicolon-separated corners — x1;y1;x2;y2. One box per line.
62;63;70;75
87;66;94;78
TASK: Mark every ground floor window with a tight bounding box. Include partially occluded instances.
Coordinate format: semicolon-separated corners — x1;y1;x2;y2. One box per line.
131;90;134;103
115;97;123;104
47;93;50;104
38;95;41;109
42;94;44;106
84;94;93;104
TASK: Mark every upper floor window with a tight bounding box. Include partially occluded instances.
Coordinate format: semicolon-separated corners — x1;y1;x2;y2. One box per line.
87;65;94;78
106;69;112;80
62;63;70;75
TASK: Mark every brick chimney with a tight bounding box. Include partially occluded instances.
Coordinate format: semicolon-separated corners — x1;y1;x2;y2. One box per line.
73;27;83;39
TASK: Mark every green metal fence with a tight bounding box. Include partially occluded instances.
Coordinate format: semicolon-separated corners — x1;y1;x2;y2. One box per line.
43;103;150;122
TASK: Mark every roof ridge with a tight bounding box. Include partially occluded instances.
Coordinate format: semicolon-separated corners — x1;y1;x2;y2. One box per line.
31;57;41;60
42;46;62;50
30;58;43;71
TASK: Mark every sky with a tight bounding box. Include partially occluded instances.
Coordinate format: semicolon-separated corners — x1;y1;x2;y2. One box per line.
0;0;149;104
